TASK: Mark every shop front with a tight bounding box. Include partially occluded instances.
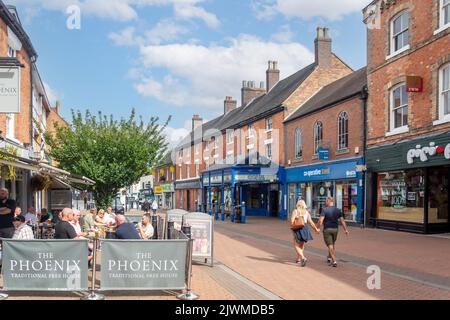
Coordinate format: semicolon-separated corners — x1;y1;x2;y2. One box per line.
286;158;365;224
366;131;450;234
161;183;175;210
175;179;201;212
154;185;163;207
202;165;287;220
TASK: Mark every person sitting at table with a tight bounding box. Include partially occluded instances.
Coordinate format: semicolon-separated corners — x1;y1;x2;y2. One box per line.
115;214;140;240
104;208;116;227
12;215;34;240
14;207;22;218
55;208;80;240
25;207;37;225
83;208;96;232
137;214;154;240
95;209;108;226
39;208;53;223
70;209;88;238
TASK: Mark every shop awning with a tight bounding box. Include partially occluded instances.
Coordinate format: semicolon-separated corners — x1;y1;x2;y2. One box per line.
38;163;96;186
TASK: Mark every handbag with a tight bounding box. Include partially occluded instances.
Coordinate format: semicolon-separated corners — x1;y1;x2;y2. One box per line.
291;211;305;231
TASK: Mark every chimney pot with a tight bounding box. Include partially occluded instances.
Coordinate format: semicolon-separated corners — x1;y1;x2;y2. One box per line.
224;96;237;114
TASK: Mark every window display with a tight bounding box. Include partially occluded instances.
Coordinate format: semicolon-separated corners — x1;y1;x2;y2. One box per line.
377;170;425;223
335;180;358;222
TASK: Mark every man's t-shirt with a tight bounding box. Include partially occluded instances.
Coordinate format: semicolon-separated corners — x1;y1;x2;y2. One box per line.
116;223;141;240
0;199;16;229
55;221;78;239
320;206;343;229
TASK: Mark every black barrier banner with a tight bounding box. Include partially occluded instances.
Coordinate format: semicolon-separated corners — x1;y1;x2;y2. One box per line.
1;239;89;291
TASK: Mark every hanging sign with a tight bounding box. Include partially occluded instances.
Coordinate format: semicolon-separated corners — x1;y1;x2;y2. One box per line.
0;66;20;113
406;76;423;93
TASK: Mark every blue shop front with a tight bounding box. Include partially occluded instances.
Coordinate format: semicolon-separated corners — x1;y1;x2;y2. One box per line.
202;165;287;221
285;157;365;224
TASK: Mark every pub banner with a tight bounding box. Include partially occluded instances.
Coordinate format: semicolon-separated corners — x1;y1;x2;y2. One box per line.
100;240;187;290
1;239;89;291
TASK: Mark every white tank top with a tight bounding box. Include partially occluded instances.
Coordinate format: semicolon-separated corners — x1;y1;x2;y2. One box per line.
295;210;309;223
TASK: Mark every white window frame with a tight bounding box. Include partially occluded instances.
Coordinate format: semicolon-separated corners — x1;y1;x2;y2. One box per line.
266;143;273;160
227;130;234;144
434;63;450;125
248;124;254;138
266;117;273;131
178;149;183;160
435;0;450;34
6;113;15;140
387;11;410;59
338;112;349;150
313;122;323;155
295;128;302;159
7;45;16;58
387;83;409;135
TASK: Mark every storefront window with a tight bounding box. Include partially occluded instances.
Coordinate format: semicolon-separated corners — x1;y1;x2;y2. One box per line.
377;170;425;223
224;188;232;212
335;180;358;222
311;181;333;218
247;186;265;209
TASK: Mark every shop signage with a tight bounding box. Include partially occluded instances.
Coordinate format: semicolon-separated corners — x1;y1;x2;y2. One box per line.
100;240;187;290
303;168;330;178
406;76;423;93
184;212;213;259
1;240;89;291
210;175;222;184
0;66;20;113
318;148;330;160
406;142;450;164
224;174;232;183
162;184;173;192
154;186;162;194
235;174;277;182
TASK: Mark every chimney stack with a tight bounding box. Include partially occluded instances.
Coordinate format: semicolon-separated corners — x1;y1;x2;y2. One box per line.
192;114;203;132
266;61;280;92
241;80;266;107
314;27;332;68
55;100;61;115
224;96;237;114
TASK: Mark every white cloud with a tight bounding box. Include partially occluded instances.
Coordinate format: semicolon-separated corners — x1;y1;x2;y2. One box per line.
163;125;190;149
174;3;220;29
254;0;368;21
135;34;314;110
271;25;294;43
109;27;144;46
146;19;190;45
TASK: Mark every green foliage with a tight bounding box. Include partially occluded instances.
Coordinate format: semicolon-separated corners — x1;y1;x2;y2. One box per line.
0;146;19;180
45;109;170;208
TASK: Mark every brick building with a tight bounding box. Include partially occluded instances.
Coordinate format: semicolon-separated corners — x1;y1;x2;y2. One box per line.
152;152;176;210
363;0;450;233
175;27;354;220
284;68;368;223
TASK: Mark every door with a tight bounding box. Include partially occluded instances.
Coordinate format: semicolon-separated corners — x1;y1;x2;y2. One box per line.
269;191;279;217
187;190;191;211
428;167;449;233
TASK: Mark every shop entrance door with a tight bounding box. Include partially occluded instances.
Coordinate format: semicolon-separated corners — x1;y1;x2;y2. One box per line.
269;191;279;217
428;166;449;233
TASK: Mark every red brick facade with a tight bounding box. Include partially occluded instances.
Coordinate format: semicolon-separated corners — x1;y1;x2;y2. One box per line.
365;0;450;146
285;98;364;167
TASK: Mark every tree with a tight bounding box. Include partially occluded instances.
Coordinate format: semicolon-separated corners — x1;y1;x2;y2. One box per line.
45;109;170;209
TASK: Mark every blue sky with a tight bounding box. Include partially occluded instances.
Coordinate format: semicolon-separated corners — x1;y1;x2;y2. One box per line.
7;0;369;146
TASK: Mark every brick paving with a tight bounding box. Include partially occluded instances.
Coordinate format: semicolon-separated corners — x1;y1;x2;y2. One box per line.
213;217;450;300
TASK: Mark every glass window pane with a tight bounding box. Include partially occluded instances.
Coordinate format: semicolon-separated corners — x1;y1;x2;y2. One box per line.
394;16;402;34
444;66;450;90
401;85;408;105
395;108;403;128
445;4;450;24
444;92;450;115
402;106;408;126
394;87;402;108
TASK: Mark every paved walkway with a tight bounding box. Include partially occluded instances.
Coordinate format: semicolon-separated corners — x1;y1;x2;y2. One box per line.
212;217;450;300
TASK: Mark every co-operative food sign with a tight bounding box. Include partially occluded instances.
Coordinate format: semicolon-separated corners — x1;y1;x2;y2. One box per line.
0;67;20;113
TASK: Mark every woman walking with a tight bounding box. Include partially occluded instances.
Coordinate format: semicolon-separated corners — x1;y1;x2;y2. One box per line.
291;200;320;267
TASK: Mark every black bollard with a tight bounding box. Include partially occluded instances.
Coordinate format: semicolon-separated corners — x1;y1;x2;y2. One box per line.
167;221;174;240
152;215;158;239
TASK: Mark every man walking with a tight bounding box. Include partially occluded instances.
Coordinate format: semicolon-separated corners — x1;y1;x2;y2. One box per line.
316;197;349;268
0;188;16;239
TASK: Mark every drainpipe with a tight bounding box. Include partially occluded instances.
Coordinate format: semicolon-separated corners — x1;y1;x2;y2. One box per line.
361;85;369;228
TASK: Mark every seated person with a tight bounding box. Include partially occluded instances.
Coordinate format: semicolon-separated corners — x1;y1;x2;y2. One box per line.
137;214;154;240
54;208;79;240
115;214;140;240
12;215;34;240
39;208;53;223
